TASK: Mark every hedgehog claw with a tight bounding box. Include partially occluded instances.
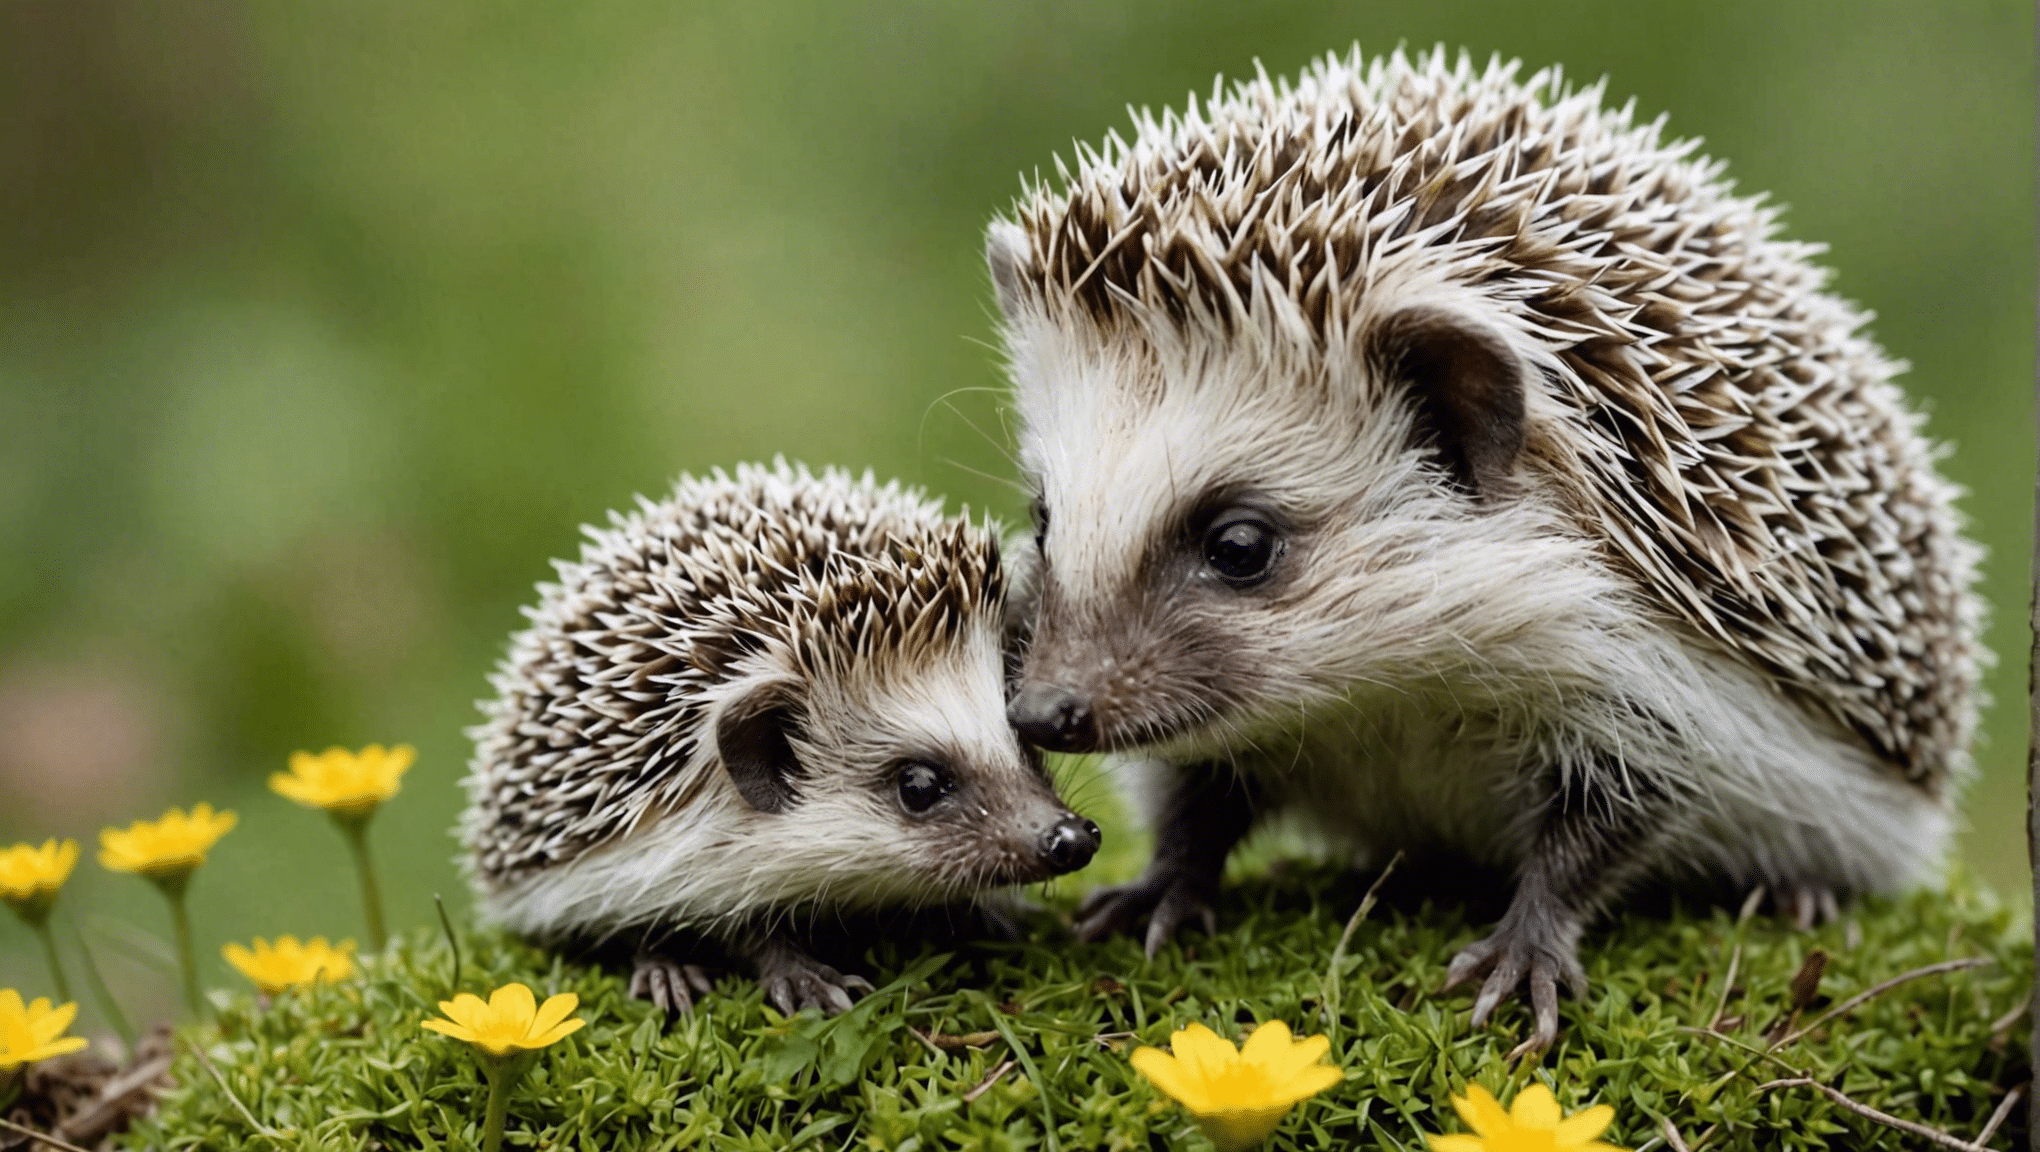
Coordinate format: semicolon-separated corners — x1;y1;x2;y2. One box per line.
630;951;715;1016
1076;866;1218;955
751;937;867;1017
1777;883;1841;931
1445;907;1585;1055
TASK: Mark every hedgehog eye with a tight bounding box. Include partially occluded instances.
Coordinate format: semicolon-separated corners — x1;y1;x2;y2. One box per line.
896;761;955;815
1202;509;1282;586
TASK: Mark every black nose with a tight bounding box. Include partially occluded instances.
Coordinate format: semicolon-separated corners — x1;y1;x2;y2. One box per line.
1008;683;1100;752
1039;815;1101;875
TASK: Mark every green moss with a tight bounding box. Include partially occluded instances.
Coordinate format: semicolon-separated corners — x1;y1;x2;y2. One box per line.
126;864;2029;1152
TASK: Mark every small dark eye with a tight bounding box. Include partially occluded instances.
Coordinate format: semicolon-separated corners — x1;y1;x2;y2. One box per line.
896;761;954;814
1202;511;1281;585
1029;496;1049;553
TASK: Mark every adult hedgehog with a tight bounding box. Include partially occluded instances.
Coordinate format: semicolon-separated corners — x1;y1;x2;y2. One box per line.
986;48;1981;1051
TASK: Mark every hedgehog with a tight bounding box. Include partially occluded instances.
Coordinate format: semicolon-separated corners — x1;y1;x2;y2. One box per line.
462;460;1101;1016
982;48;1982;1051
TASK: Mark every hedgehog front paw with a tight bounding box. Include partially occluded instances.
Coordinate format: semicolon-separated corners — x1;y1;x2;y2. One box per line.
629;951;717;1016
751;937;874;1017
1444;903;1587;1057
1074;865;1218;958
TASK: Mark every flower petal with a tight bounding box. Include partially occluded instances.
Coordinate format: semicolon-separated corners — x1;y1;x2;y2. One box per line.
31;1000;78;1046
1553;1103;1616;1144
529;992;580;1038
421;1018;475;1042
39;1035;89;1060
527;1016;586;1049
1171;1022;1236;1084
438;993;489;1030
489;982;538;1028
1131;1046;1207;1112
1512;1084;1562;1130
1261;1029;1333;1083
1237;1018;1294;1065
1265;1061;1343;1106
1454;1084;1511;1136
1426;1136;1487;1152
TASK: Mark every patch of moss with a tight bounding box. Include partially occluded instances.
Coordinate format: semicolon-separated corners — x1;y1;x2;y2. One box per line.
125;863;2029;1151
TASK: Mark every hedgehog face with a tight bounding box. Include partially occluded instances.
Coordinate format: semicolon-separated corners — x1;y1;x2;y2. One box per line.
710;594;1100;911
998;303;1578;757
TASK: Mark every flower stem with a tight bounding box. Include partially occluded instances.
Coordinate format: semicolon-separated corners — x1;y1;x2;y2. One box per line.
32;919;72;1004
62;912;136;1050
160;879;202;1018
480;1058;512;1152
337;814;387;951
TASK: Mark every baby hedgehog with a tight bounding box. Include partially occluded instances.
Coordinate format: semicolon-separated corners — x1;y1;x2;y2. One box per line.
985;48;1981;1050
462;461;1100;1016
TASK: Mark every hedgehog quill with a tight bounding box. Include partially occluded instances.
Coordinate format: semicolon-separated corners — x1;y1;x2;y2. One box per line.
463;461;1100;1015
986;49;1980;1050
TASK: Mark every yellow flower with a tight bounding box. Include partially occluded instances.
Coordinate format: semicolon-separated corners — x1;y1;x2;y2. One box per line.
98;804;237;879
1427;1083;1627;1152
0;839;78;910
0;989;89;1073
271;744;414;816
222;935;357;994
1130;1020;1343;1151
422;983;585;1057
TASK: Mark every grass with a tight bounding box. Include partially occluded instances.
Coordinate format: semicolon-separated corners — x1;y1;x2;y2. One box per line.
125;860;2031;1152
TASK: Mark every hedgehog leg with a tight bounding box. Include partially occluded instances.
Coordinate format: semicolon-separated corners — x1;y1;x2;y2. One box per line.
1775;883;1842;931
1074;762;1258;957
744;933;874;1017
629;949;717;1016
1445;760;1681;1055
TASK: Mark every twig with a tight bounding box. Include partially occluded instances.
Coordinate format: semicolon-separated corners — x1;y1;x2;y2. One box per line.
1987;998;2027;1038
1322;851;1402;1043
961;1059;1017;1104
56;1052;174;1144
1754;1078;1987;1152
183;1036;281;1138
0;1116;97;1152
1769;957;1991;1050
913;1028;1002;1051
1659;1116;1692;1152
1974;1081;2025;1149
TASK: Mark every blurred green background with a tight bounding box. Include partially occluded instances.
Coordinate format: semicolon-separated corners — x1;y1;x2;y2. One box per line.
1;1;2032;1031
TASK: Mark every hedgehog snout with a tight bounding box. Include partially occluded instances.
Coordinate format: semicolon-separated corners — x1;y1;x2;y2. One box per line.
1038;814;1101;875
1008;682;1100;753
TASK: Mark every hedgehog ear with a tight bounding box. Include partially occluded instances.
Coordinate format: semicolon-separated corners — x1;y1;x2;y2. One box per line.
1370;306;1530;499
715;684;806;814
986;221;1032;319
